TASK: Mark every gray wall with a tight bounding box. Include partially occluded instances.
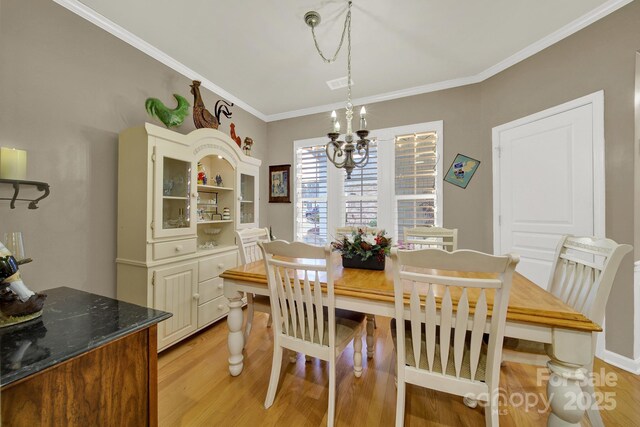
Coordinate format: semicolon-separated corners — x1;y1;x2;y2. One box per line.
0;0;267;298
266;2;640;357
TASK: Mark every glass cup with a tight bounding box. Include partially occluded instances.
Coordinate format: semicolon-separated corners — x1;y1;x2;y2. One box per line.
2;232;25;261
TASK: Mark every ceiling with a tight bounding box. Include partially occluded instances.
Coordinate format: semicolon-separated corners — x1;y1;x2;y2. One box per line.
67;0;625;121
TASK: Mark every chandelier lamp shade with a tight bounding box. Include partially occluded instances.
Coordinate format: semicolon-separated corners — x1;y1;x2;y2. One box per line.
304;1;371;179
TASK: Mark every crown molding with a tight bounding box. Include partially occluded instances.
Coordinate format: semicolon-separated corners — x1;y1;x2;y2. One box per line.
52;0;268;122
54;0;632;123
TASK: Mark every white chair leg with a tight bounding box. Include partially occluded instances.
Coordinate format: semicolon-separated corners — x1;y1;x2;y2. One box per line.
484;389;499;427
264;344;283;409
266;313;272;327
327;359;337;427
395;380;406;427
353;331;363;378
289;351;297;363
243;294;255;348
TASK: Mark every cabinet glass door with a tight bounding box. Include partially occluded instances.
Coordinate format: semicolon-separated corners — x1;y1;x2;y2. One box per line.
154;144;196;239
239;173;255;225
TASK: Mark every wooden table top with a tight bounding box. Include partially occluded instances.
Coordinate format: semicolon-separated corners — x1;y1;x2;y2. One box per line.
221;253;601;333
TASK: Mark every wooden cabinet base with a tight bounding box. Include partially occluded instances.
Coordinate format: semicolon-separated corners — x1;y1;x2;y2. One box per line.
1;325;159;427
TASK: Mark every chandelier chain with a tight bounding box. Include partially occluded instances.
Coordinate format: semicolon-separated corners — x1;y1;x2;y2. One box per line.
310;5;351;64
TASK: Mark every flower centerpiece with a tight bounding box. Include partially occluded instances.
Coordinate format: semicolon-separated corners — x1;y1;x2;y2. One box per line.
331;228;392;270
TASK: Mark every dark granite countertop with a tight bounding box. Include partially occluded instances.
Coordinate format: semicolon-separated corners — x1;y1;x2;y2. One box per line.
0;287;171;387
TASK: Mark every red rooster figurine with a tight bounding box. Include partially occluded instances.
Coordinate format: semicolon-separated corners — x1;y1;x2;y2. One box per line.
230;123;242;147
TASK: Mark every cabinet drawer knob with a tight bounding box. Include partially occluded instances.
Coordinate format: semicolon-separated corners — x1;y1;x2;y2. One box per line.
175;245;183;252
193;293;200;300
218;263;225;269
218;304;225;310
218;283;224;289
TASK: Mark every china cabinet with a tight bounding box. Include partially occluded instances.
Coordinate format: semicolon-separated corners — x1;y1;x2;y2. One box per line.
116;123;261;350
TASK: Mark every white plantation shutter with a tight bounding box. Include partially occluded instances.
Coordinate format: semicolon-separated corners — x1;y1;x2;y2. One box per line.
342;141;378;229
295;145;328;245
394;132;438;238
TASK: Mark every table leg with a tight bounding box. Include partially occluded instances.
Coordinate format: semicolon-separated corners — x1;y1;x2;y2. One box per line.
366;314;375;359
545;329;593;426
226;290;245;376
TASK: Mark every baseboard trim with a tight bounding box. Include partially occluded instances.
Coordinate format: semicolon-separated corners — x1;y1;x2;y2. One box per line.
635;261;640;360
597;349;640;375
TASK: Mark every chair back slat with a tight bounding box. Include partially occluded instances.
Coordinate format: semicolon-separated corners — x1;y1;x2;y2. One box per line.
259;240;333;348
404;227;458;251
409;286;422;368
439;287;453;374
392;247;519;392
469;290;488;381
453;289;469;378
579;269;600;313
547;236;632;325
235;228;270;264
566;263;586;307
282;268;298;337
292;272;306;340
424;286;437;371
313;273;324;345
274;267;289;335
558;259;576;302
303;272;315;343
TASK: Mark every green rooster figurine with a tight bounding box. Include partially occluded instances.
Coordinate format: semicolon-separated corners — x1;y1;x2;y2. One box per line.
145;94;190;128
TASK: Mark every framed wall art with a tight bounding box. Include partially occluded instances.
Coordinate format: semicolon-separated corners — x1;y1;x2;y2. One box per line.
444;154;480;189
269;164;291;203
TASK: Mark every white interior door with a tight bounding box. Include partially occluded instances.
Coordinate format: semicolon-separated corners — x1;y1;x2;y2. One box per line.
493;93;604;289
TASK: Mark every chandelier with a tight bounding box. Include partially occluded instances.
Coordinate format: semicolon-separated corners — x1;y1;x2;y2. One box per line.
304;1;370;179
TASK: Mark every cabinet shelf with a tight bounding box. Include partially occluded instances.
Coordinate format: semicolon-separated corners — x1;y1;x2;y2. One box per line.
240;200;254;204
197;220;233;225
0;179;50;209
163;195;189;200
198;185;233;192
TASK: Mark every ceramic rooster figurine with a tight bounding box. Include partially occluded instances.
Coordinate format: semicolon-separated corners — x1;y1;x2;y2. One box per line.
145;94;190;128
230;123;242;147
190;81;219;129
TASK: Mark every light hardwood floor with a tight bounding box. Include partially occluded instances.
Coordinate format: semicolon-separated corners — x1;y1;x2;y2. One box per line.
158;312;640;426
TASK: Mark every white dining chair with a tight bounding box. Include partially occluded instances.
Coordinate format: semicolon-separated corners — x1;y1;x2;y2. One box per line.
501;235;631;427
403;226;458;251
235;227;272;344
258;240;365;427
391;247;519;427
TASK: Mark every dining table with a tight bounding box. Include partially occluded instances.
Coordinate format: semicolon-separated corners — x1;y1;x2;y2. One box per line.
221;253;601;427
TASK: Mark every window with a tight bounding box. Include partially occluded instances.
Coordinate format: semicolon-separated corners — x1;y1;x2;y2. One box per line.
294;121;443;243
342;141;378;228
394;133;438;238
294;144;328;245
